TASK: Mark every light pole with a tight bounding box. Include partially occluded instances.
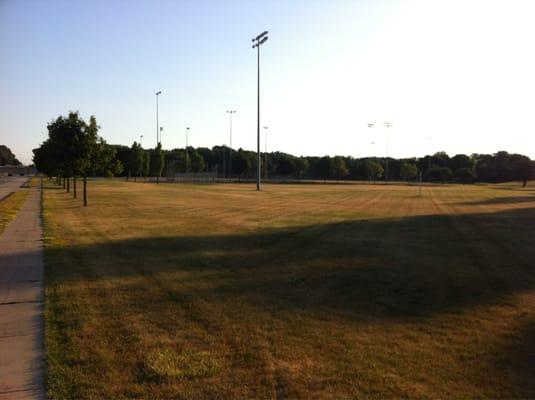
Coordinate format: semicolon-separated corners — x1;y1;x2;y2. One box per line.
159;127;163;146
155;91;162;145
384;122;392;184
263;126;268;179
252;30;268;191
367;122;392;184
227;110;236;180
185;127;190;173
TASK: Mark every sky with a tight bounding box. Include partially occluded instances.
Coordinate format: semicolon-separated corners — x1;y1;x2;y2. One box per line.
1;0;535;164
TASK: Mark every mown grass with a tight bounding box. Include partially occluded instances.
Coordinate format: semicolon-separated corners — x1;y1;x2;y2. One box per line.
0;189;29;235
43;180;535;398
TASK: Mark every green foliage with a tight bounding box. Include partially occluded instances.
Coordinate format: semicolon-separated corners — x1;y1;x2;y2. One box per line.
32;112;117;205
332;156;349;180
233;149;252;177
455;167;476;184
367;160;384;182
0;144;21;165
189;150;205;172
428;166;454;182
129;142;144;177
400;162;418;181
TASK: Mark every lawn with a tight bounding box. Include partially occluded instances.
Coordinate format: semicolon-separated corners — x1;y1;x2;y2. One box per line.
0;188;29;235
43;180;535;398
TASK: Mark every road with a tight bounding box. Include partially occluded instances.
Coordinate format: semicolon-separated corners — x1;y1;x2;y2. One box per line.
0;185;44;400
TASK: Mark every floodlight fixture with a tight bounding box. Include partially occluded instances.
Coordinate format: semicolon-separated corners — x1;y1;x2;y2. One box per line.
253;31;268;42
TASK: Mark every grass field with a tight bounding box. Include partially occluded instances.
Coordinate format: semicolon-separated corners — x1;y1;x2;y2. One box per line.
0;189;29;235
43;180;535;398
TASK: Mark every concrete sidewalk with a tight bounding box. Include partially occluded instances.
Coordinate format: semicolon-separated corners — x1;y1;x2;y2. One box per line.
0;187;44;399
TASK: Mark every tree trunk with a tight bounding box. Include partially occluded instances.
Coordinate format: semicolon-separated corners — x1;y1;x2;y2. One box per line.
63;176;66;189
523;179;527;188
73;176;77;198
83;176;87;207
67;177;70;193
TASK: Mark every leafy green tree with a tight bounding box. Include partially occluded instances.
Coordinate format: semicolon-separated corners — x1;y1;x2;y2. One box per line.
332;156;349;180
400;162;418;182
319;156;335;182
511;155;534;187
428;166;453;182
455;167;476;184
294;157;309;178
277;154;296;176
368;160;384;183
0;145;21;165
190;150;205;172
142;150;150;178
154;143;165;183
129;142;144;181
233;149;252;178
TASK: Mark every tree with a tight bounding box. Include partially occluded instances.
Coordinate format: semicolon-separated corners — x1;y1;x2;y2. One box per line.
332;156;349;180
400;162;418;182
294;157;309;178
451;154;474;172
189;150;205;172
33;112;107;206
129;142;144;181
277;154;296;176
233;148;252;178
149;144;165;182
46;112;88;194
428;166;453;183
318;156;335;182
0;145;21;165
142;150;150;178
511;155;534;187
455;167;476;184
368;160;384;183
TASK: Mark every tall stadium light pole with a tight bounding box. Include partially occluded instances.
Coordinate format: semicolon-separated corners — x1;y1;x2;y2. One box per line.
252;30;268;191
263;126;268;179
367;123;375;157
227;110;236;179
155;91;162;145
185;127;190;173
384;122;392;184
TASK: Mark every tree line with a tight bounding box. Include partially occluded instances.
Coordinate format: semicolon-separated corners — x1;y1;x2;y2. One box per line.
111;145;534;187
32;112;119;206
33;113;535;198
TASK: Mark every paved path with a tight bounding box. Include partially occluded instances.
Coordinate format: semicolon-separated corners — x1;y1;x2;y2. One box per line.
0;177;28;202
0;187;44;400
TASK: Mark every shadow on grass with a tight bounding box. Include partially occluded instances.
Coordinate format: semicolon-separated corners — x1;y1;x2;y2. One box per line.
458;195;535;206
42;206;535;321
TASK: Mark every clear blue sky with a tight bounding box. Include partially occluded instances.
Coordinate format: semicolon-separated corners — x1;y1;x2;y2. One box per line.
1;0;534;164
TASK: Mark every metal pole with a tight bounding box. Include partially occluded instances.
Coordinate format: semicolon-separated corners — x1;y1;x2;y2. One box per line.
156;95;159;145
230;113;232;179
263;126;268;179
185;127;190;173
256;44;261;191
